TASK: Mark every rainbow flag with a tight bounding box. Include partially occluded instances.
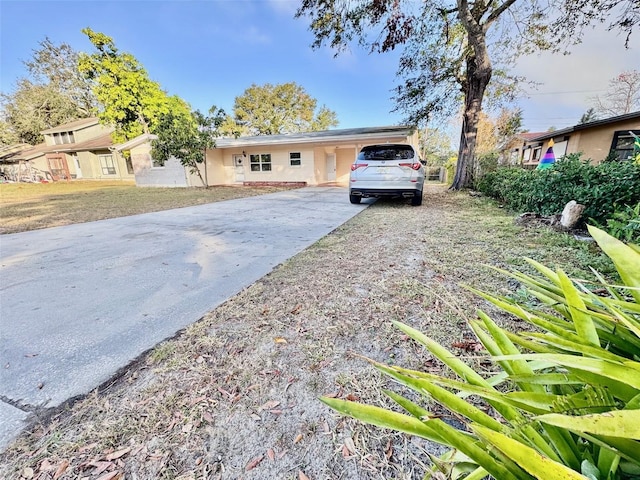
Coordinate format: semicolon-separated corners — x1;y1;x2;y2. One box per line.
536;139;556;170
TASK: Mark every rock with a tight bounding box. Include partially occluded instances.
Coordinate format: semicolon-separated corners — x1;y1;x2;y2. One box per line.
560;201;586;229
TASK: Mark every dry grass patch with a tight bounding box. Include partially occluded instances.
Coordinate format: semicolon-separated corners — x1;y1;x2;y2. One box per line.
0;181;297;234
0;186;613;479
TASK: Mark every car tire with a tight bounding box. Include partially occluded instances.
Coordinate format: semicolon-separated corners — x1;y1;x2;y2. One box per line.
349;194;362;204
411;191;423;206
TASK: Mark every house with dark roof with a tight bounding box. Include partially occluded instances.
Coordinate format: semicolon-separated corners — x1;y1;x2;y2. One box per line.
509;111;640;168
0;118;135;182
202;125;419;187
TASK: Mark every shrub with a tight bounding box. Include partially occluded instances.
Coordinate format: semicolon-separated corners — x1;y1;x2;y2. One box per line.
475;155;640;234
322;226;640;480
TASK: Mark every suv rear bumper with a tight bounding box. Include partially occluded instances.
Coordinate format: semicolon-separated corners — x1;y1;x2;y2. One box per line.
350;188;421;199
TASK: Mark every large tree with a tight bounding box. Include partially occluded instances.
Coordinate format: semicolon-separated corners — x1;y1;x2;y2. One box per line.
0;38;96;146
151;106;226;187
78;28;189;143
592;70;640;118
296;0;638;189
229;82;338;136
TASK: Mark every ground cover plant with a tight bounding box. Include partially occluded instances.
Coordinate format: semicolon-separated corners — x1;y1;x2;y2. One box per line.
0;181;296;234
475;155;640;242
323;226;640;479
0;186;619;479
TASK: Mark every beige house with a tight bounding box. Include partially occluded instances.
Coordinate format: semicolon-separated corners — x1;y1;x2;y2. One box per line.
510;111;640;168
202;126;419;187
0;118;135;182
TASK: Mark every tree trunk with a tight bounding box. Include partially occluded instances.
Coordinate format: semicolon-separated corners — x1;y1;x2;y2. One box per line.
450;3;494;191
450;57;491;190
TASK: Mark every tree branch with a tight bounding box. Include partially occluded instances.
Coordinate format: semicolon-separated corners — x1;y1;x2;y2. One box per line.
484;0;518;29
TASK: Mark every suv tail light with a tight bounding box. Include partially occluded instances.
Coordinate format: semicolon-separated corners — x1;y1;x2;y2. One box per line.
399;162;422;171
350;163;368;171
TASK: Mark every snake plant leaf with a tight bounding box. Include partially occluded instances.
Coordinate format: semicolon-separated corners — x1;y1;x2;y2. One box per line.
321;397;521;479
319;396;444;443
492;354;640;390
536;411;640;440
557;269;600;347
588;226;640;303
392;321;487;386
472;424;590;480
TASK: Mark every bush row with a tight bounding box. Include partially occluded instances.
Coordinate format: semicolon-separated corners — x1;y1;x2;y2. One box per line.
475;154;640;240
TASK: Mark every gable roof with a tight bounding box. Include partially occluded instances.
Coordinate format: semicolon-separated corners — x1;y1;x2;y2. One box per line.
215;125;416;148
525;111;640;142
41;117;100;134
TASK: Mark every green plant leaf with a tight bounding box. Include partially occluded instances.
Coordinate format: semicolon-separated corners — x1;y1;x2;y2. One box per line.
557;269;600;347
537;410;640;440
588;225;640;303
472;424;589;480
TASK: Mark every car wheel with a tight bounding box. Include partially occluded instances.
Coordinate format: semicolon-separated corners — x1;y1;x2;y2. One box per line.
411;191;423;206
349;194;362;204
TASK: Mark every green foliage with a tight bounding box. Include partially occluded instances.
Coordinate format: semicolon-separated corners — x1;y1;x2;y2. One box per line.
79;28;188;143
0;38;95;146
151;106;226;187
476;155;640;237
322;226;640;479
230;82;338;136
593;203;640;244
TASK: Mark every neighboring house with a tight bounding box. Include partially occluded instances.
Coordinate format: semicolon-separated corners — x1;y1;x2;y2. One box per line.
507;111;640;169
204;125;419;187
0;118;135;182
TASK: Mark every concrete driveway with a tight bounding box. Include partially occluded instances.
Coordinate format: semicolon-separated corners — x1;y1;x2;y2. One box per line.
0;186;368;450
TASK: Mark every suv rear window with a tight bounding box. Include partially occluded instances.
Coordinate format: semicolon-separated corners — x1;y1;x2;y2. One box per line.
358;145;415;161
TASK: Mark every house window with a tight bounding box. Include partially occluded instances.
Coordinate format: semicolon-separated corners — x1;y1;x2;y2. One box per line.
532;146;542;162
99;154;116;175
289;152;301;166
610;130;640;161
53;131;75;145
250;153;271;172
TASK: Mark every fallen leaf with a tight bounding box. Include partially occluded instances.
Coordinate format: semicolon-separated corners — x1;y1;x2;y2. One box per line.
344;437;356;454
385;439;393;460
39;459;54;471
259;400;280;411
269;409;283;415
245;455;264;471
22;467;34;478
251;413;261;421
299;471;310;480
203;412;214;423
274;337;287;344
105;447;131;461
341;444;351;458
346;394;359;401
96;472;121;480
266;448;275;461
53;459;69;479
290;304;302;314
293;434;303;444
90;461;113;475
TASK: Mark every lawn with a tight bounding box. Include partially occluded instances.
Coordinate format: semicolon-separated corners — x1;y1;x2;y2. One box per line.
0;181;296;234
0;185;614;479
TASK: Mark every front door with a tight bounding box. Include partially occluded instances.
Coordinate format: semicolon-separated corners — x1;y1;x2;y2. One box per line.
233;154;245;183
47;154;71;181
326;153;336;182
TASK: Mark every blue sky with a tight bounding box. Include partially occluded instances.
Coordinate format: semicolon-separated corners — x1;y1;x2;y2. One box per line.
1;0;638;138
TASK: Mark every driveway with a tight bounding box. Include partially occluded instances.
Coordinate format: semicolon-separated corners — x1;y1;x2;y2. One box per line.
0;186;368;450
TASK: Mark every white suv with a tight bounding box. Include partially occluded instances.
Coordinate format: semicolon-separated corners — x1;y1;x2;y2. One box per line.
349;144;425;206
